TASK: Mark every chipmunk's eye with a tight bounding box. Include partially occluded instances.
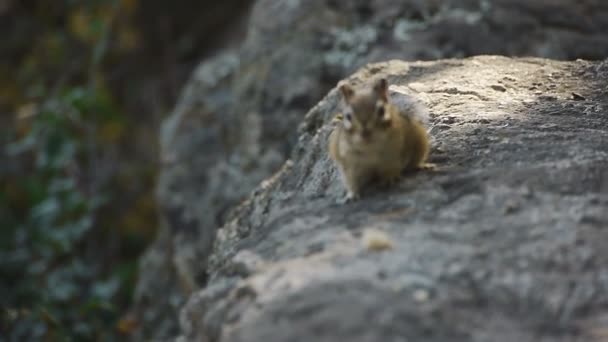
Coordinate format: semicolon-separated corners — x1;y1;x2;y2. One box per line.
343;113;353;129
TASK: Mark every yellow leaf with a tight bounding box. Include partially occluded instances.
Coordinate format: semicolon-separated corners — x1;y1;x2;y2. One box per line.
17;103;37;120
42;33;65;63
15;103;36;136
69;9;92;42
116;315;138;335
0;77;21;108
99;121;125;143
120;0;138;14
98;5;117;25
118;192;157;238
117;26;140;52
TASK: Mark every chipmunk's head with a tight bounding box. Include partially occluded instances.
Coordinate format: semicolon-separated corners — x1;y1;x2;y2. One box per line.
339;78;392;144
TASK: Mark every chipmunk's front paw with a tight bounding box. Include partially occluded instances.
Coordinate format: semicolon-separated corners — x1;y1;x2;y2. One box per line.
339;191;359;204
417;163;437;171
380;175;401;188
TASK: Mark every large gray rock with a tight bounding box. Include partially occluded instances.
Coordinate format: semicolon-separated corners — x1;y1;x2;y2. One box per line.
179;57;608;341
132;0;608;339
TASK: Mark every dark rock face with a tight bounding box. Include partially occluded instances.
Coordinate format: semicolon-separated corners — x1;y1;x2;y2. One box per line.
132;0;608;340
177;57;608;342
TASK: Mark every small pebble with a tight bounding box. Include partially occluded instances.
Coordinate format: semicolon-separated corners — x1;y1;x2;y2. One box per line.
362;229;394;251
491;84;507;92
571;92;585;101
413;289;430;302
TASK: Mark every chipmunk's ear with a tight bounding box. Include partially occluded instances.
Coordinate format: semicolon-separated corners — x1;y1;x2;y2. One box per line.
339;83;354;102
373;78;389;101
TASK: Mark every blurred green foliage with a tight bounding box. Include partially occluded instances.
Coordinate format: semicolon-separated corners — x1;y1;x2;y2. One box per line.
1;0;158;340
1;88;135;341
1;0;247;338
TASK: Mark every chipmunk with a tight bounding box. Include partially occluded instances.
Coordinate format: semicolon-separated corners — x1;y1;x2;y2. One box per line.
328;78;432;201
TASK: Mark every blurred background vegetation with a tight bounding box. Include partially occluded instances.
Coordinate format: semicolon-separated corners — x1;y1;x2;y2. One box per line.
0;0;249;340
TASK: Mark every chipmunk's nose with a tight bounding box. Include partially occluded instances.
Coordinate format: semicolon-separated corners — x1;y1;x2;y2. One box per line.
361;129;371;140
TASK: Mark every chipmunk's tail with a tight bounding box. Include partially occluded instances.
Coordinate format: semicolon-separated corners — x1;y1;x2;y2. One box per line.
388;84;438;146
388;85;430;126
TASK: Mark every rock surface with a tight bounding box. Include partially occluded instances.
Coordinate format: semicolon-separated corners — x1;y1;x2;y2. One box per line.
131;0;608;339
179;57;608;341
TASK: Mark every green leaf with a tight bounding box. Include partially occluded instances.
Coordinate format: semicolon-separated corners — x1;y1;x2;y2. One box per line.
92;277;119;299
30;197;60;223
5;133;36;156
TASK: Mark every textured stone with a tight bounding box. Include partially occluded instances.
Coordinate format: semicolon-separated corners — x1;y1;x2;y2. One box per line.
181;57;608;342
132;0;608;339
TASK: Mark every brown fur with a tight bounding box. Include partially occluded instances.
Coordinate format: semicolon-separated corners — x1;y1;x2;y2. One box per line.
329;78;431;200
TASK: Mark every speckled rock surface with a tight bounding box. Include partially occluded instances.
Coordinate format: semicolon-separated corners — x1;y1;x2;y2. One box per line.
131;0;608;339
179;57;608;341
